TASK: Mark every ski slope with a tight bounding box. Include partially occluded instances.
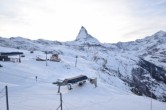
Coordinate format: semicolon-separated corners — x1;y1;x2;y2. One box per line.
0;46;166;110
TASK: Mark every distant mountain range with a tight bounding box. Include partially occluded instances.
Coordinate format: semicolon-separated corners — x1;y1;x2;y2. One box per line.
0;27;166;102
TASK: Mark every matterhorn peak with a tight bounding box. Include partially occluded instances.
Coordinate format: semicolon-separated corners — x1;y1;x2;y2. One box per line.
75;26;100;45
76;26;89;40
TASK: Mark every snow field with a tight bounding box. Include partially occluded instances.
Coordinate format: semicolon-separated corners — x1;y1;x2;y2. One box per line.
0;46;166;110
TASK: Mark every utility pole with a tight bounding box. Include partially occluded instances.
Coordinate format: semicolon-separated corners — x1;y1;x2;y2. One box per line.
19;54;21;63
151;91;152;110
52;82;63;110
60;92;63;110
58;83;61;93
150;67;153;110
5;86;9;110
75;55;78;67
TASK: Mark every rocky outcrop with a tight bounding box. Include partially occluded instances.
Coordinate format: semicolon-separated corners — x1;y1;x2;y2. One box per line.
130;59;166;102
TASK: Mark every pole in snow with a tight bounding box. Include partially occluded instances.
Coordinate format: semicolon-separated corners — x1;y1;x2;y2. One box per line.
150;67;153;110
75;56;78;67
45;51;48;66
60;92;63;110
5;86;9;110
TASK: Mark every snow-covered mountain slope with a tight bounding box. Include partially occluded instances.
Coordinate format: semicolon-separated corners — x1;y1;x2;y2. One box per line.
0;46;165;110
0;27;166;110
114;30;166;57
0;36;62;51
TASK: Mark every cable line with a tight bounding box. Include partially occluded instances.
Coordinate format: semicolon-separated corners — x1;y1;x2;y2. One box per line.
0;94;5;99
0;87;5;94
0;87;5;99
1;71;52;84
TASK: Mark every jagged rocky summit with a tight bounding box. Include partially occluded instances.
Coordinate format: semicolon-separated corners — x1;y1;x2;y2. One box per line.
74;26;100;45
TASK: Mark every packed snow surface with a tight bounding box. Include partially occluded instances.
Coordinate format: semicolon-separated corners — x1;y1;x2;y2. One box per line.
0;46;165;110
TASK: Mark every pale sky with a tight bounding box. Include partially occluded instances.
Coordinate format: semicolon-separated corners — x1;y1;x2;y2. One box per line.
0;0;166;43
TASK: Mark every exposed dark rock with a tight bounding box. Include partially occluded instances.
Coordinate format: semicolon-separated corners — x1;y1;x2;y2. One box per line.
128;59;166;102
138;59;166;84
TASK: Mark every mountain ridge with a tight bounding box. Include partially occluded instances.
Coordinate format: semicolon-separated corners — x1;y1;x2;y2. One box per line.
0;27;166;102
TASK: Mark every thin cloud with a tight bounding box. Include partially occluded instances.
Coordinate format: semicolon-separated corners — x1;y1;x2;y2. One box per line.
0;0;166;43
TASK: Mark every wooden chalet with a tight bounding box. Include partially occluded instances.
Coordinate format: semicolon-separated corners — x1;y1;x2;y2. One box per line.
50;54;61;62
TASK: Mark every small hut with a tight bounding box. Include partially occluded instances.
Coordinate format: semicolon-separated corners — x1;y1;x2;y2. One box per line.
50;54;61;62
0;52;23;62
0;55;10;61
